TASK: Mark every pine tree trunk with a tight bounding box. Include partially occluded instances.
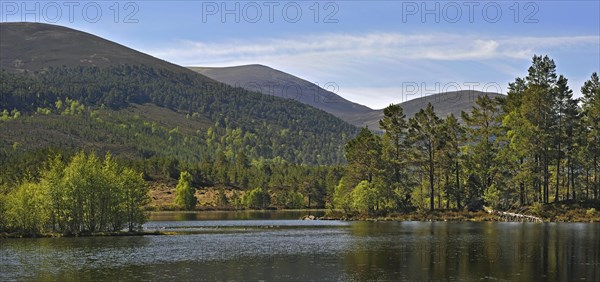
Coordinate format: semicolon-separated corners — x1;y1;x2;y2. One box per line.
429;147;435;211
594;156;598;200
565;158;570;200
555;143;561;203
571;162;576;200
455;161;461;210
586;169;590;199
519;158;525;206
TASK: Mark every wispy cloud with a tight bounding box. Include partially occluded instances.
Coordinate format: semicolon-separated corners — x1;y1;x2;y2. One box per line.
140;32;599;108
146;32;598;65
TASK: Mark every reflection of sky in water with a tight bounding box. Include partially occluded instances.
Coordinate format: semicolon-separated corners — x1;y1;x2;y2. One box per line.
144;219;350;230
1;220;355;281
2;217;599;281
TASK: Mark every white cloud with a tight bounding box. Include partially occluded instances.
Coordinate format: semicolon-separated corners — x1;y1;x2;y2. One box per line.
140;32;599;108
146;33;598;65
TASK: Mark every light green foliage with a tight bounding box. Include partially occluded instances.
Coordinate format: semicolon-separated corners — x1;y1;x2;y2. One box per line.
58;98;85;116
36;107;52;115
0;109;21;121
11;109;20;119
175;171;197;210
333;177;354;213
1;151;149;235
5;182;50;235
0;109;9;121
351;180;378;215
243;187;270;209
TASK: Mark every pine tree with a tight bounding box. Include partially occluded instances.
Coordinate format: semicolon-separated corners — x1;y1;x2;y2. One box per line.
581;73;600;199
409;103;443;211
379;104;412;209
439;114;465;209
344;127;383;185
552;75;578;202
461;95;504;206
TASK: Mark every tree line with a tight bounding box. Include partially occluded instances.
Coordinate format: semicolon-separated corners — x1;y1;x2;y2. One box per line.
334;55;599;215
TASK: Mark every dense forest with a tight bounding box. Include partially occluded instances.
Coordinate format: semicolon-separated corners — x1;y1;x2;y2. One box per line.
335;55;599;215
0;65;356;166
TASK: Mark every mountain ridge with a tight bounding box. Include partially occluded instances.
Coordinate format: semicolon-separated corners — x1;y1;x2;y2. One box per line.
190;64;378;126
0;22;192;75
190;64;503;128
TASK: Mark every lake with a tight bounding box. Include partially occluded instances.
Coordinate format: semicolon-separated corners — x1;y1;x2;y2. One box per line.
1;211;599;281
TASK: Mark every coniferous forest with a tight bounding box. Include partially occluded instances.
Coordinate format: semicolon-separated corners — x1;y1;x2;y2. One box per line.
335;55;600;215
1;54;599;235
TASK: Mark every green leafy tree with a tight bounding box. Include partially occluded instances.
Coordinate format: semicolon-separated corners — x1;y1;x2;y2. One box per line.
120;168;148;231
351;180;378;215
175;171;197;210
1;151;147;235
5;182;50;235
243;187;270;209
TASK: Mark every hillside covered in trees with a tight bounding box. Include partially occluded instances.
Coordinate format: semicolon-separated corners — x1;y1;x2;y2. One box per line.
0;23;361;234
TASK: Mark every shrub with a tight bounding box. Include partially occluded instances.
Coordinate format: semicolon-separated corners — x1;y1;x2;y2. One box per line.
243;187;270;209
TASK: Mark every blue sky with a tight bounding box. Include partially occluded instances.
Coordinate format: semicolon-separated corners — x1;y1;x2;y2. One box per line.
2;1;599;109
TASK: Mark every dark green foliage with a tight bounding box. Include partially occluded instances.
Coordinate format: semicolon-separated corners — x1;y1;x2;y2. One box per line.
336;55;600;215
409;103;443;211
0;65;356;165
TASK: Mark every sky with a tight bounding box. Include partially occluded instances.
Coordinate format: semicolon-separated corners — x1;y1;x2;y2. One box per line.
2;1;599;109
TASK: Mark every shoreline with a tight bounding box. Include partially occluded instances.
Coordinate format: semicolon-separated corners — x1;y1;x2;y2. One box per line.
0;230;171;239
3;206;598;238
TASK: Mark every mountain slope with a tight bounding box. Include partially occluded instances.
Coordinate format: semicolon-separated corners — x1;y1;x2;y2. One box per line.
190;65;377;126
0;22;185;73
356;90;505;129
0;22;357;166
190;65;503;129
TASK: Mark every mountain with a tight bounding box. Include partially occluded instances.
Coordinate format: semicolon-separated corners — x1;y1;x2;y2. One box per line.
190;65;378;126
356;90;505;129
189;64;503;129
0;22;357;170
0;22;185;73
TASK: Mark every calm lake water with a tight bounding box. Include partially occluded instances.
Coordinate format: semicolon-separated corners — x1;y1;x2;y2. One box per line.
1;211;599;281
